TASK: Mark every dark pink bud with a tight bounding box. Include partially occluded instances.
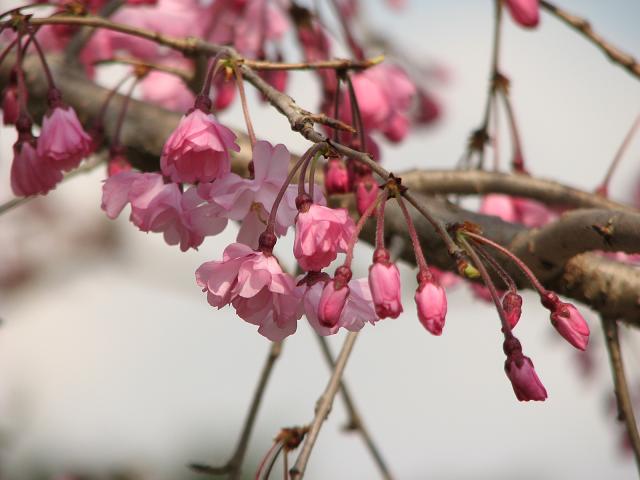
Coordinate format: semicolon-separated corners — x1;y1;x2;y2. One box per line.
504;0;540;28
355;174;379;216
1;83;20;126
540;292;589;350
414;89;441;126
502;291;523;329
550;302;590;351
368;249;403;319
107;149;133;177
503;337;547;402
318;279;349;327
324;156;349;194
415;276;447;335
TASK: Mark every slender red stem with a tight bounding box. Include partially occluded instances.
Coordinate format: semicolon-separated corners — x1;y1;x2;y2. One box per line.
113;76;139;146
597;113;640;196
0;36;17;67
344;191;383;266
200;50;229;98
346;74;366;152
459;236;513;338
26;26;56;90
255;441;283;480
267;143;325;231
464;231;547;295
234;63;257;147
396;194;429;274
375;190;388;251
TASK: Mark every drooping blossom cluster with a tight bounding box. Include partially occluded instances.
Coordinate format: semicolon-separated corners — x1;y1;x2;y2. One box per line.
0;1;598;408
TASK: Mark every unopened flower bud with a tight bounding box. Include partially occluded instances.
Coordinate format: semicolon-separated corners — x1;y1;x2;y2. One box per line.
503;337;547;402
502;291;523;329
355;174;378;216
368;249;403;319
415;275;447;335
318;269;351;327
324;156;349;194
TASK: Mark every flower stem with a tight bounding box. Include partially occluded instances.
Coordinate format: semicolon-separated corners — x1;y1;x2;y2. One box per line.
464;231;547;295
346;74;366;153
597;112;640;196
113;76;139;146
200;50;229;98
234;63;257;148
396;194;429;275
267;143;325;232
375;190;388;251
26;26;56;91
459;236;512;337
344;190;383;267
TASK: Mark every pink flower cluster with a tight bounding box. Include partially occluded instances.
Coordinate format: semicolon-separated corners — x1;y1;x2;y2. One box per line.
9;92;92;197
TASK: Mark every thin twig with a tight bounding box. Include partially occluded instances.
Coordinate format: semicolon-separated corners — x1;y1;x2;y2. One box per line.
540;0;640;80
315;335;394;480
597;113;640;195
190;341;284;479
290;332;359;479
600;316;640;475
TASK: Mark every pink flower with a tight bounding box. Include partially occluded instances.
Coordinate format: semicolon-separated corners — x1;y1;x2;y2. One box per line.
368;249;403;319
511;198;557;227
324;155;349;194
413;89;441;126
101;171;226;250
304;277;377;336
479;194;518;223
348;64;416;141
107;150;133;177
198;141;324;248
542;293;589;351
502;291;523;329
160;107;240;183
503;337;547;401
505;0;540;28
429;266;460;289
293;201;355;271
11;135;63;197
196;243;303;341
140;68;195;112
37;102;92;171
415;275;447;335
207;0;288;58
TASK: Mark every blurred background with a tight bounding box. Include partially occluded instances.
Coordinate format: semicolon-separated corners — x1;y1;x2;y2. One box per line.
1;0;640;478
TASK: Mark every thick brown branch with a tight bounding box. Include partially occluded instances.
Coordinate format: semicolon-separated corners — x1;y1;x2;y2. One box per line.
540;0;640;81
400;169;635;213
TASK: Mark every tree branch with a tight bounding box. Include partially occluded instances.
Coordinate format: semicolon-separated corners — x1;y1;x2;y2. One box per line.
290;332;359;480
600;316;640;475
190;341;283;479
540;0;640;81
315;335;393;480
